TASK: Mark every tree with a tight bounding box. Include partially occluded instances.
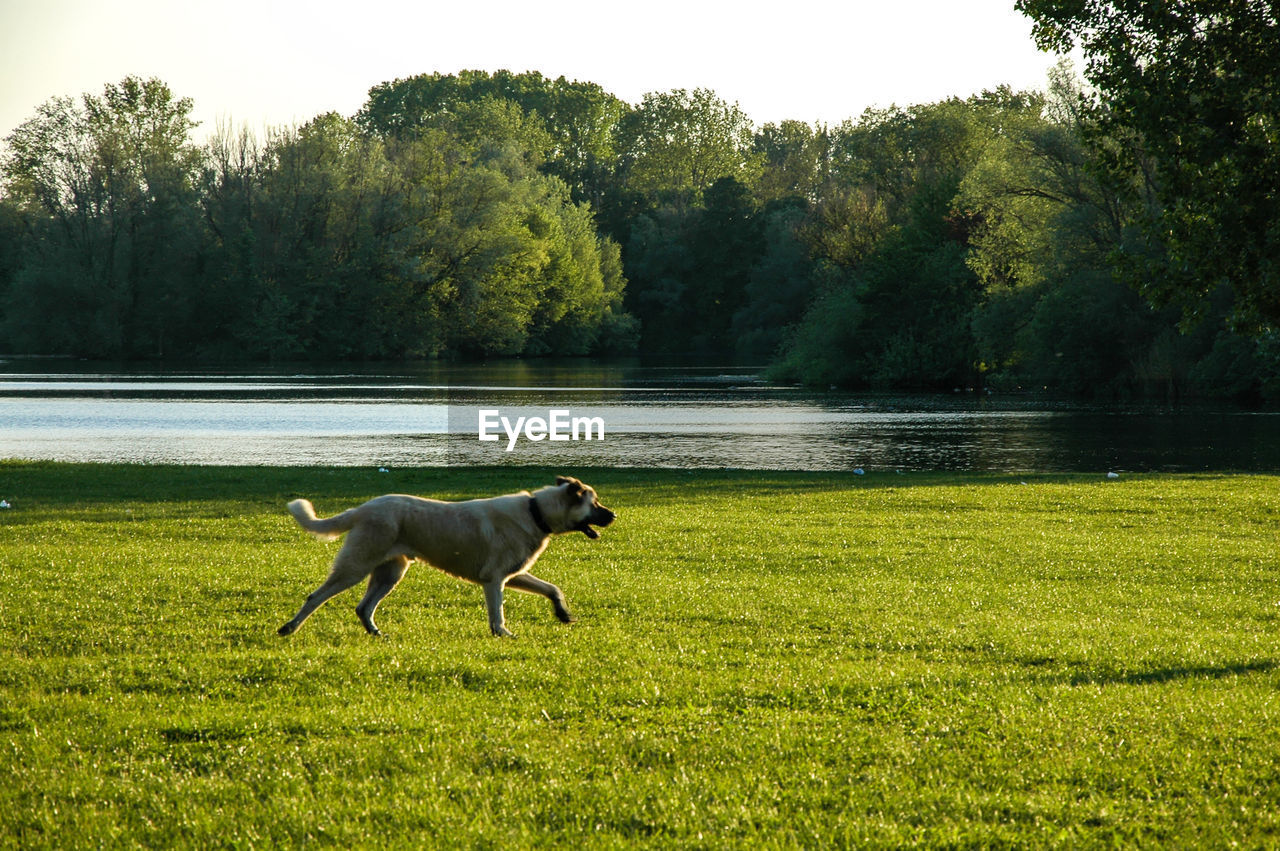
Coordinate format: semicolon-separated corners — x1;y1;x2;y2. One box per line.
614;88;762;212
622;176;770;352
1;73;636;362
753;121;830;204
772;96;1017;389
731;200;819;358
239;114;632;359
2;77;203;357
358;70;625;205
956;65;1148;390
1016;0;1280;329
0;199;22;330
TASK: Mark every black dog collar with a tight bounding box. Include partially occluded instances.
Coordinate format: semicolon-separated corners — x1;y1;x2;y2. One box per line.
528;496;553;535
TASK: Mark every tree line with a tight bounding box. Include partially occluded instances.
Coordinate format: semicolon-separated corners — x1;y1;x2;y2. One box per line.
2;4;1277;401
0;76;633;360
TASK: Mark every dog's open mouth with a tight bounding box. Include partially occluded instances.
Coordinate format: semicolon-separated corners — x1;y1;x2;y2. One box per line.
577;509;615;539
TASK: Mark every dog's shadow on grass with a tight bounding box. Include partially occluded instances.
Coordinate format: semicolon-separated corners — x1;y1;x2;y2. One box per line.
1055;659;1278;687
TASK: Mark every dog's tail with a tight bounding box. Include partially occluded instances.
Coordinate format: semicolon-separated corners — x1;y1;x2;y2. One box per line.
287;498;359;541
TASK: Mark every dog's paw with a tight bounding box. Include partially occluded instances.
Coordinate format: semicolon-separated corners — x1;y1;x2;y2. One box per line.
491;625;516;638
277;622;297;637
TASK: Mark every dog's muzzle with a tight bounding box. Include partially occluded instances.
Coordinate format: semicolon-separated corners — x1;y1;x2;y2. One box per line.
578;506;616;539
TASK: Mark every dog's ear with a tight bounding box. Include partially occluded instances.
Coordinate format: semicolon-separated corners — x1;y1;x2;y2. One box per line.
556;476;585;495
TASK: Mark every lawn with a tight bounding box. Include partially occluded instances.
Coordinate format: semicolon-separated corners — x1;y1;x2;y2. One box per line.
0;462;1277;847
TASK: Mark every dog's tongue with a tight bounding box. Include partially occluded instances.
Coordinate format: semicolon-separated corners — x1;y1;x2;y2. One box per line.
579;523;599;539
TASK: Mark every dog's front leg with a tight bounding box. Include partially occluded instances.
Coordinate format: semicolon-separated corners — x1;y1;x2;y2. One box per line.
483;580;515;637
505;573;574;623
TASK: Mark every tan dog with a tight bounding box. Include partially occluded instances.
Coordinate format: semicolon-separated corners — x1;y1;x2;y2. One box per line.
278;476;615;637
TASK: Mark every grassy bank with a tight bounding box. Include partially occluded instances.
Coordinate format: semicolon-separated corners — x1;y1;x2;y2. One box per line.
1;462;1278;847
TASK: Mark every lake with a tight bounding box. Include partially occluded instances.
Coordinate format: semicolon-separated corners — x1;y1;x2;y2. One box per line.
2;359;1278;472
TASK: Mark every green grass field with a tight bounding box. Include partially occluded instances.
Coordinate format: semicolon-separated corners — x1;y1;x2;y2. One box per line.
1;462;1278;848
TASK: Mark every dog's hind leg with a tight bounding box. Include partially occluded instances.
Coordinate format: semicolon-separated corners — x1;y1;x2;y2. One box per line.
505;573;574;624
277;570;367;636
278;543;383;636
354;555;410;636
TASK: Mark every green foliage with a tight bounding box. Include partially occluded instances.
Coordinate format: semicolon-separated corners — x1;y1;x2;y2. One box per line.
615;88;763;212
953;62;1278;401
3;463;1280;846
774;67;1279;401
203;111;634;360
2;77;635;361
614;97;824;357
359;69;625;207
625;177;779;352
0;199;21;330
731;201;818;358
1;77;204;357
681;177;763;349
3;52;1279;397
774;97;998;389
766;272;867;386
1016;0;1280;330
753;120;830;204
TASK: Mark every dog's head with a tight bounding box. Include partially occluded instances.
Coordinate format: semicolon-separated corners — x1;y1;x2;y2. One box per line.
547;475;615;539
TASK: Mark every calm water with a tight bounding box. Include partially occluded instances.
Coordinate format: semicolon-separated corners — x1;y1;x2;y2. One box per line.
2;359;1279;472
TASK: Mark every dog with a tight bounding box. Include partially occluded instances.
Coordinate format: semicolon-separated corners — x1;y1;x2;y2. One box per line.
277;476;615;637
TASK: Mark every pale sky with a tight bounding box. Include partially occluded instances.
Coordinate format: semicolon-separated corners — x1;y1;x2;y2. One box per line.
1;0;1064;145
